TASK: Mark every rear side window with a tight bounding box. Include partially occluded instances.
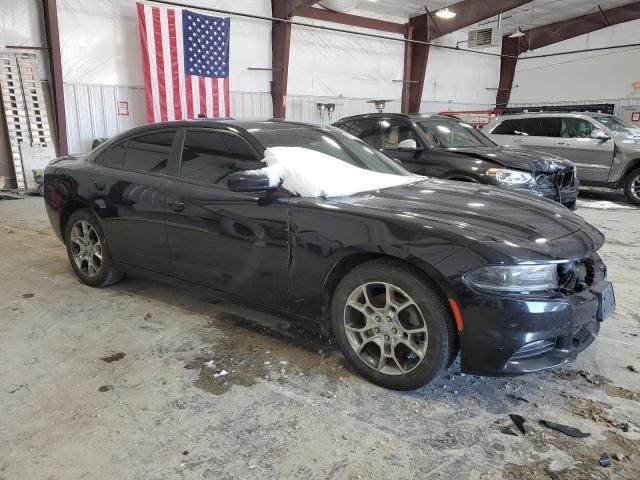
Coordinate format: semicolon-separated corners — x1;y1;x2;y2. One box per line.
179;130;260;185
124;131;176;174
519;117;558;137
340;119;381;148
491;118;557;137
106;140;127;168
491;119;522;135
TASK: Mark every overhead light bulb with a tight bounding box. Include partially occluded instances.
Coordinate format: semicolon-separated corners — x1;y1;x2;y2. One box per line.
509;27;525;38
435;7;456;19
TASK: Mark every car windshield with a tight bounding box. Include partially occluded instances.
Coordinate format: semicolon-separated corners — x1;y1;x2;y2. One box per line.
253;127;411;176
595;116;640;137
416;118;495;148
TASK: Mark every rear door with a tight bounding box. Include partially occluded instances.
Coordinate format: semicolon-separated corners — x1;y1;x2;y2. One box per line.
165;128;290;309
488;117;558;155
97;129;176;274
555;117;614;183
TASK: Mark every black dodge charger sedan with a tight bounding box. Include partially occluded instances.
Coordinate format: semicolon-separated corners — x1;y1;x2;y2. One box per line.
334;113;579;209
44;120;615;390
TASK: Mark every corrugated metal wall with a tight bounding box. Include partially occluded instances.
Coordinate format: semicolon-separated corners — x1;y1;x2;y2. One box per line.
63;83;505;154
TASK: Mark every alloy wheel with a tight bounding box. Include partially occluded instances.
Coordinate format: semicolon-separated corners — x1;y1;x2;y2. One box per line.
631;174;640;202
343;282;428;375
70;220;103;278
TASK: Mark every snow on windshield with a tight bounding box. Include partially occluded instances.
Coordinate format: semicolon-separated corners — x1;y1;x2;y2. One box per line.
247;147;423;198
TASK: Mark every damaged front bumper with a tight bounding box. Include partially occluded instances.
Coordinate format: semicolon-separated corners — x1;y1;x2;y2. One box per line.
490;164;580;209
456;254;614;376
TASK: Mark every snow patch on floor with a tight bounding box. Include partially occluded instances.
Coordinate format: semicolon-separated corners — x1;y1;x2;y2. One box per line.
577;200;633;210
246;147;423;198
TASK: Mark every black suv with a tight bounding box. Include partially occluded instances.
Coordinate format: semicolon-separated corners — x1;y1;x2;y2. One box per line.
334;113;579;209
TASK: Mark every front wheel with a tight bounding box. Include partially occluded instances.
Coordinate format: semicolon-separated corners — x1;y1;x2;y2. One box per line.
65;209;123;287
623;168;640;206
330;259;457;390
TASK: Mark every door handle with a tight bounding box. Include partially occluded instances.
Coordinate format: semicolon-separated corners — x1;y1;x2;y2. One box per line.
93;181;106;191
169;200;185;212
557;141;571;146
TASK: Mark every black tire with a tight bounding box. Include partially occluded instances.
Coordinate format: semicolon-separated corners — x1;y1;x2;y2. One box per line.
623;168;640;206
330;259;457;390
64;209;123;287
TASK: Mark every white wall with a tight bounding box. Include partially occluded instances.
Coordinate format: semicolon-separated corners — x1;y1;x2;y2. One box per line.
57;0;272;92
0;0;49;80
422;30;500;107
510;19;640;104
288;9;406;100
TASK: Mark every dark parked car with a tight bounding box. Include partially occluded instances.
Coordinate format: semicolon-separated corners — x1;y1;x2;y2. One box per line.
334;113;579;209
44;120;615;390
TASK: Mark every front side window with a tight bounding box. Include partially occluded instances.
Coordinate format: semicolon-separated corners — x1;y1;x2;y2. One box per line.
124;130;176;174
180;130;260;185
559;118;595;138
417;118;494;148
378;119;420;150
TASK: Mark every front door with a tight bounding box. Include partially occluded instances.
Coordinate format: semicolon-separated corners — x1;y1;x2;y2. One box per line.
165;128;290;309
555;117;615;183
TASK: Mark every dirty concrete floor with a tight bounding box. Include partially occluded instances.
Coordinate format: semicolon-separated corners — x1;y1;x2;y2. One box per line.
1;194;639;480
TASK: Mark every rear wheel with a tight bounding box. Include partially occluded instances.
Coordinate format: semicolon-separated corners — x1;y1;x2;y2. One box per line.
331;259;457;390
623;168;640;206
65;209;123;287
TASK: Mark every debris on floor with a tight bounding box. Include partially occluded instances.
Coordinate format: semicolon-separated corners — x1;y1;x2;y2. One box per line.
627;365;638;373
22;293;34;298
500;426;518;437
100;352;126;363
509;414;527;435
98;385;113;392
599;454;612;467
539;420;591;438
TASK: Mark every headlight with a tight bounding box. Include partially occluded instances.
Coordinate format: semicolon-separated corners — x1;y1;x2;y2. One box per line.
464;264;559;293
487;168;533;184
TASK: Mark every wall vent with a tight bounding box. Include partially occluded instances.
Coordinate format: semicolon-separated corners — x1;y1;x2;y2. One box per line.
467;28;498;48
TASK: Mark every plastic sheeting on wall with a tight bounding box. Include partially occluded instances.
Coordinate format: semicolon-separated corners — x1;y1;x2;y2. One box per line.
0;0;49;80
58;0;272;92
288;15;405;99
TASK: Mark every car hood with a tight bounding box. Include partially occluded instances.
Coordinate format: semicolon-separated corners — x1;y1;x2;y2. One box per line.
339;178;586;243
445;146;574;173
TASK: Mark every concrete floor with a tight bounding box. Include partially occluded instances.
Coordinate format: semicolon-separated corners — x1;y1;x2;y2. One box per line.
1;194;639;480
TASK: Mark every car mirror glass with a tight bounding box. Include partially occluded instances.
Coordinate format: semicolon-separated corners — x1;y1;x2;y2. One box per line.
398;139;418;151
227;171;273;193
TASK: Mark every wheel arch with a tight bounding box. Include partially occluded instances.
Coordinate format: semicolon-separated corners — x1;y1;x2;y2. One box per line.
621;158;640;185
320;251;456;326
60;200;96;239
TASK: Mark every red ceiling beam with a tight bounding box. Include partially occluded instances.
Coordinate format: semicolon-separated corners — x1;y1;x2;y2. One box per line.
497;1;640;108
271;1;320;118
296;7;406;34
403;0;533;113
42;0;68;156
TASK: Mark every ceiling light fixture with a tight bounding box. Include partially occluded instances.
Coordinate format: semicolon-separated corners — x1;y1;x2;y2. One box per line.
435;1;456;20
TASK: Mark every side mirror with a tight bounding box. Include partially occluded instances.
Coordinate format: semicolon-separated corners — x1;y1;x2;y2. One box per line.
227;171;273;193
591;129;610;141
398;139;418;151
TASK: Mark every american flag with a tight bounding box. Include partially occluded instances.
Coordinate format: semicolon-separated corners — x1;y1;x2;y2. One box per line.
136;2;230;123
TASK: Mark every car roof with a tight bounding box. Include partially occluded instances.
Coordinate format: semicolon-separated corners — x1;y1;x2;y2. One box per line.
105;118;332;142
498;111;613;119
337;112;453;123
